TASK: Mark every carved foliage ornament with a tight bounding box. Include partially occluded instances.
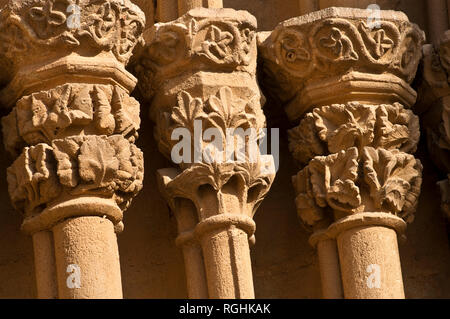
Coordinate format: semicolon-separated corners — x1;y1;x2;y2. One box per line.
293;147;422;227
162;160;275;221
289;102;420;166
2;83;140;157
0;0;145;65
7;134;144;215
155;86;266;165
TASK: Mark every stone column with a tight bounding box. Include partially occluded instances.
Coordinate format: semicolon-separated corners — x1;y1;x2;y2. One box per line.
416;30;450;221
134;8;275;299
259;7;425;299
0;0;145;298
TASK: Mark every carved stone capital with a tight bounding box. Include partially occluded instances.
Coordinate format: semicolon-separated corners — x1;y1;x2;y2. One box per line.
2;83;141;157
0;0;146;108
133;7;257;101
289;101;420;166
158;160;274;223
7;134;144;233
257;7;424;233
293;146;422;228
258;7;425;121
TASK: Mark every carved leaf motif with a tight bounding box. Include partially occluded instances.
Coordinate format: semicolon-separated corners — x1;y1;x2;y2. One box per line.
46;84;72;134
293;168;325;227
30;96;48;129
171;91;206;133
93;85;116;135
288;113;326;167
8;135;143;215
375;103;420;153
206;87;253;133
78;137;119;190
52;138;82;188
363;147;422;221
69;85;94;125
313;103;376;154
308;147;361;212
111;86;140;141
7;144;60;214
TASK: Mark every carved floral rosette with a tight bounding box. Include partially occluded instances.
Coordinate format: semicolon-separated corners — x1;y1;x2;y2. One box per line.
2;83;141;157
133;7;257;100
7;134;144;232
258;7;425;120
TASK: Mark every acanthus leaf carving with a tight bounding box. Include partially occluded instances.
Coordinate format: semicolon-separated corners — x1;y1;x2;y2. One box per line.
375;103;420;153
2;84;140;156
293;146;422;227
313;103;376;154
362;147;422;223
7;135;144;216
7;144;61;215
294;147;361;222
288;102;420;166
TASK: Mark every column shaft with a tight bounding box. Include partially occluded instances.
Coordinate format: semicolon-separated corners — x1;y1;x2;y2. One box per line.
53;217;123;299
316;239;343;299
337;226;404;299
200;227;254;299
181;243;209;298
32;231;58;299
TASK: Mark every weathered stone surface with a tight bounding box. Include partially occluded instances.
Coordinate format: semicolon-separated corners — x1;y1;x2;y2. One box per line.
3;84;141;157
293;147;422;226
289;102;420;166
134;7;275;299
7;134;143;223
0;0;146;108
259;7;425;121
